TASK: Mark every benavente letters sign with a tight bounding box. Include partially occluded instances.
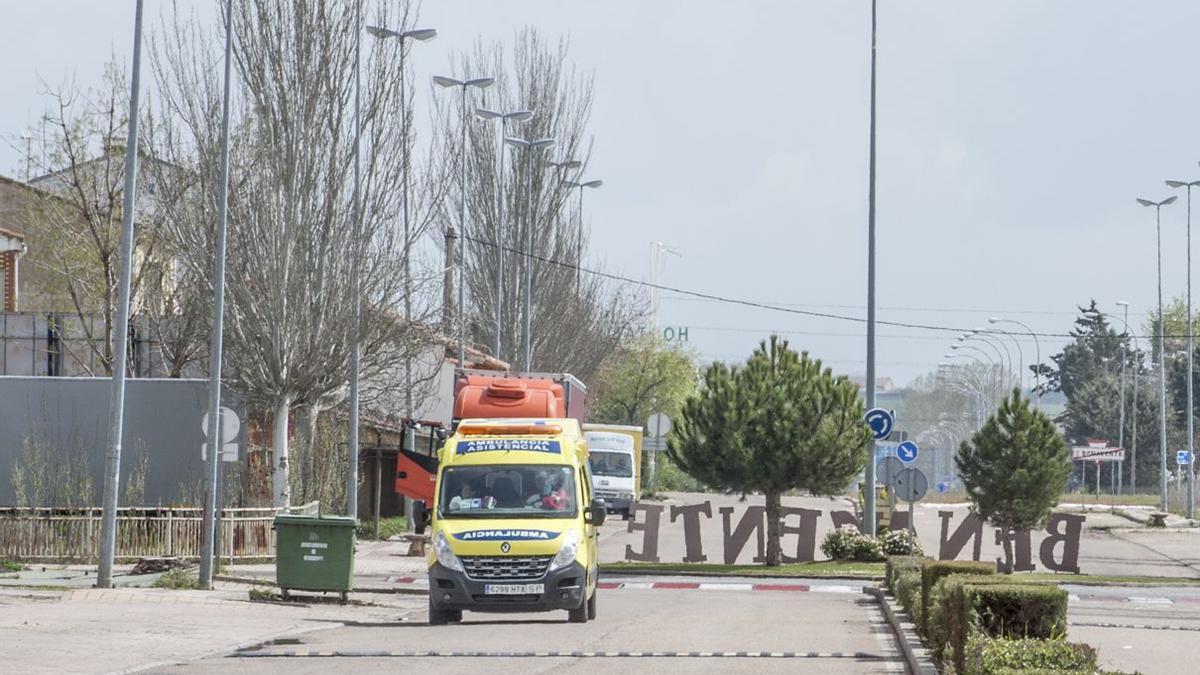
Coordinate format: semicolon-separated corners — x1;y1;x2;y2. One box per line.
623;501;1085;573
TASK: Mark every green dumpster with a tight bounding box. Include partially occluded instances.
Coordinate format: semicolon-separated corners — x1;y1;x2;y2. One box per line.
274;514;356;602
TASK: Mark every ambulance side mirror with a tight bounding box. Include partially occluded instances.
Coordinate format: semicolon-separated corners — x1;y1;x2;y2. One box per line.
584;498;607;526
412;500;430;534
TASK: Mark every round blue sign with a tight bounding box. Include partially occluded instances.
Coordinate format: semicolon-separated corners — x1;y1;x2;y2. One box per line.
897;440;920;463
865;408;894;441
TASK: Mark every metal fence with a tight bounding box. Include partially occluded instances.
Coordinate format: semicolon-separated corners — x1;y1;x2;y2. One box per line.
0;502;319;562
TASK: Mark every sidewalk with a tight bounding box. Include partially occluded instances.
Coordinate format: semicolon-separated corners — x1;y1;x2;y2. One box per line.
0;539;430;674
220;538;428;591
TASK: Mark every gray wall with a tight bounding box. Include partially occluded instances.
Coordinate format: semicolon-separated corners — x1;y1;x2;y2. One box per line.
0;376;245;506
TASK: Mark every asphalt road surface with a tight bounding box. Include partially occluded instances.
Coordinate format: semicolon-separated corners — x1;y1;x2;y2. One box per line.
161;578;905;674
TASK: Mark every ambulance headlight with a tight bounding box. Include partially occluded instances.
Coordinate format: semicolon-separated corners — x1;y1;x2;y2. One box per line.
548;529;581;572
434;531;463;573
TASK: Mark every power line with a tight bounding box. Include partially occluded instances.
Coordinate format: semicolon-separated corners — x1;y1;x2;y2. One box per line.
462;232;1175;341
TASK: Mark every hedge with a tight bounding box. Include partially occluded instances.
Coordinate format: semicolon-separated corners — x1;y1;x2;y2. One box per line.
947;583;1069;674
894;570;923;629
885;555;927;594
921;560;995;632
928;575;1027;666
963;636;1096;675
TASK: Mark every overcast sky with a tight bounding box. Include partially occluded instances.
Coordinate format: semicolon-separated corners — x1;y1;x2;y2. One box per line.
4;1;1200;388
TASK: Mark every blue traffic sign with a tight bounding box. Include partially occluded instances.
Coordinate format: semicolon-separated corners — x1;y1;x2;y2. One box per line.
1177;450;1194;466
936;481;950;493
865;408;895;441
896;441;920;463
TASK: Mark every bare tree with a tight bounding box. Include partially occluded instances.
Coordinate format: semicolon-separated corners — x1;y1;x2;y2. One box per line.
17;64;181;376
439;28;643;381
152;0;447;508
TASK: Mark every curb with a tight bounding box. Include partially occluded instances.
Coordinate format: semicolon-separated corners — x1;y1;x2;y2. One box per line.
864;586;938;675
599;569;882;581
214;575;429;596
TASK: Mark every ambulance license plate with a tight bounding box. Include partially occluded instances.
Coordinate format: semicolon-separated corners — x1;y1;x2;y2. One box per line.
484;583;543;595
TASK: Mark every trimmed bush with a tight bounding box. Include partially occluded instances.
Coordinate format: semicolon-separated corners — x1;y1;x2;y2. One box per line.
928;574;1018;665
821;528;885;562
894;570;923;628
921;560;995;632
963;636;1096;675
947;583;1069;674
885;555;926;594
821;528;858;560
880;529;924;556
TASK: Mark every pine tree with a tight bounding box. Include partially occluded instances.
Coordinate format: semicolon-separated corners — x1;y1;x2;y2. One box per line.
956;389;1071;573
668;336;872;566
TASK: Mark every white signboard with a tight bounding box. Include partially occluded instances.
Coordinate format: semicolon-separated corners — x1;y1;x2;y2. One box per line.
646;413;672;439
202;406;241;462
1071;446;1125;462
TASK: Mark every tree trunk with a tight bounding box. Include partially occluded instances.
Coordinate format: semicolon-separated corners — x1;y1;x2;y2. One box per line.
294;402;321;504
272;397;292;509
1001;529;1014;575
764;490;783;567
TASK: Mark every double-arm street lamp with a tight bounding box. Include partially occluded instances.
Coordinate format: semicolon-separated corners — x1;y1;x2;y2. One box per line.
434;75;495;367
1166;178;1200;518
1137;195;1177;512
562;178;603;294
989;317;1040;406
476;107;533;360
505;136;556;370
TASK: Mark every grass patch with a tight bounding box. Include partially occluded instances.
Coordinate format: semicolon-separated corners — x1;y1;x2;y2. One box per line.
601;560;885;578
0;559;25;573
1015;572;1200;586
152;568;201;590
248;586;276;602
356;515;411;541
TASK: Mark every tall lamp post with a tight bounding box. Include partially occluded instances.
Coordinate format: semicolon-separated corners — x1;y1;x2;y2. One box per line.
863;0;880;537
98;0;145;589
504;136;556;370
476;107;533;360
367;23;437;419
989;317;1040;407
984;326;1024;394
1167;178;1200;518
1138;195;1178;512
434;74;495;368
198;0;235;590
1110;302;1139;494
562;178;603;295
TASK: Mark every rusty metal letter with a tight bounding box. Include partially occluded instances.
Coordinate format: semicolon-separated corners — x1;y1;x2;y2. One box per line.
670;501;713;563
719;505;766;565
938;510;984;561
624;502;664;562
780;507;821;563
1038;512;1084;573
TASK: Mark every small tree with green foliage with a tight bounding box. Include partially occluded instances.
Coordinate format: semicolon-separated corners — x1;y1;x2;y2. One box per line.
668;336;871;566
956;388;1070;573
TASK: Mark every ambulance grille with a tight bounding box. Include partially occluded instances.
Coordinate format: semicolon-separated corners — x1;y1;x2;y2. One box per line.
460;555;553;580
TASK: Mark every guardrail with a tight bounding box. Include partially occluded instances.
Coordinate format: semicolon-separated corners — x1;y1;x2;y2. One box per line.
0;502;319;562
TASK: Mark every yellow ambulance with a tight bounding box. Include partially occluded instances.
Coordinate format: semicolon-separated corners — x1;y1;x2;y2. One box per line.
413;418;605;624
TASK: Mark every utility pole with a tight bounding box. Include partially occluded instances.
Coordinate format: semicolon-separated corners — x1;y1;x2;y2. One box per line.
863;0;879;537
199;0;235;590
347;0;363;521
98;0;145;589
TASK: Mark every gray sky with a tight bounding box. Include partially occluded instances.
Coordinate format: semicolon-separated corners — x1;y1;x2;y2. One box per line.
4;1;1200;388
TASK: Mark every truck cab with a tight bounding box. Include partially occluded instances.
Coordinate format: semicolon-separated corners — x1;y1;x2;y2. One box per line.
584;430;638;519
413;419;605;624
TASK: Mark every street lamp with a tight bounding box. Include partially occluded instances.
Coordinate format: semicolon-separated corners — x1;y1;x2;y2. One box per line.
983;326;1024;394
504;136;556;370
434;74;496;368
1137;194;1178;512
476;107;533;360
1110;302;1139;494
562;178;603;295
1167;178;1200;518
962;333;1008;385
989;317;1040;407
367;22;436;422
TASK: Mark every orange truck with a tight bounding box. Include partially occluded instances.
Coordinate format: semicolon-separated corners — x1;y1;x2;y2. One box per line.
395;369;587;503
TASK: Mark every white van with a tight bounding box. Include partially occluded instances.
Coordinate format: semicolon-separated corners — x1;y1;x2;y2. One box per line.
584;431;638;520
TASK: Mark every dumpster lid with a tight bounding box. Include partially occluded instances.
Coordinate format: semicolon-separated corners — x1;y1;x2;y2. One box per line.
273;514;357;527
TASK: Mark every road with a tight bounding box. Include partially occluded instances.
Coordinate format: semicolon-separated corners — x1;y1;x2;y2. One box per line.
1066;585;1200;675
162;578;904;674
